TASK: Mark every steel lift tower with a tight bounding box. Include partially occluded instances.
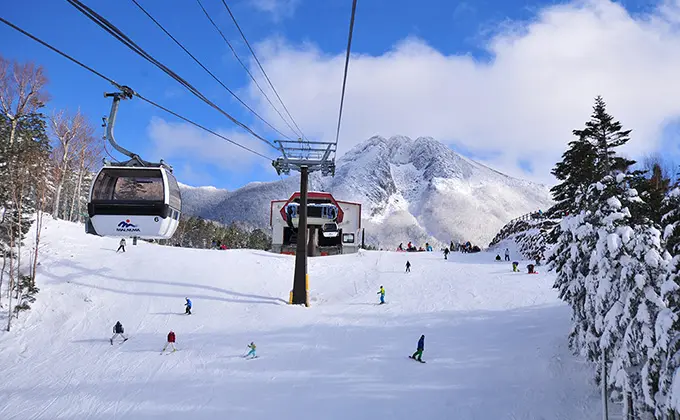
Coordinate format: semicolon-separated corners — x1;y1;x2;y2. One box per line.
272;140;336;307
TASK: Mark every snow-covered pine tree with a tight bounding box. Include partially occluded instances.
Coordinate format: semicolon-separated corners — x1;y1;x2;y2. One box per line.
576;172;670;418
655;254;680;418
654;184;680;417
548;195;595;355
549;96;638;359
662;185;680;256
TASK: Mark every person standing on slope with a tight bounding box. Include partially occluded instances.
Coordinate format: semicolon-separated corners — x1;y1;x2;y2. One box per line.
244;342;257;359
162;330;177;353
411;334;425;362
504;248;510;261
443;248;449;260
185;297;192;315
110;321;128;345
377;285;385;304
405;260;411;273
116;238;126;253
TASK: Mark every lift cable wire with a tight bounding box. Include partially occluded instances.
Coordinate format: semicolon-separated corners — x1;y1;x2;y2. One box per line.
221;0;307;143
195;0;300;141
67;0;278;151
130;0;292;141
0;16;274;161
334;0;357;146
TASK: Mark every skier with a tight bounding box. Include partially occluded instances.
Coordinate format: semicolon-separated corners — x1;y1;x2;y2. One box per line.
405;260;411;273
377;285;385;304
162;330;177;353
185;297;192;315
110;321;128;345
512;261;519;272
411;334;425;362
116;238;126;253
443;247;450;260
504;248;510;261
244;341;257;359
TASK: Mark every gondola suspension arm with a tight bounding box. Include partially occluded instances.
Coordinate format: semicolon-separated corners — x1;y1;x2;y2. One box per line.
104;87;169;170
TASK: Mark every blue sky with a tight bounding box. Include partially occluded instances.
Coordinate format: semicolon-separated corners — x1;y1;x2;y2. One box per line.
2;0;680;189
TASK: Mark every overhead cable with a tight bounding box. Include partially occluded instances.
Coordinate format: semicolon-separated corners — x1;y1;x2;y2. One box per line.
195;0;300;140
67;0;278;151
0;16;273;161
334;0;358;146
131;0;292;141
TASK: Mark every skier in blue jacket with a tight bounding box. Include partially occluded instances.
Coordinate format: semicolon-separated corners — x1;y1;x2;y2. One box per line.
185;297;192;315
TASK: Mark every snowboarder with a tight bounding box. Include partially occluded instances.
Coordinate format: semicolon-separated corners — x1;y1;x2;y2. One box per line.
405;261;411;273
512;261;519;272
443;247;450;260
504;248;510;261
162;330;177;353
495;254;501;261
185;297;192;315
116;238;126;253
411;334;425;362
377;285;385;304
527;264;536;274
110;321;128;345
244;342;257;359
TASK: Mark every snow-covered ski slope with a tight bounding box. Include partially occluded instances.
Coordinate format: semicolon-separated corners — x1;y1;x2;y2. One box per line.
0;220;600;419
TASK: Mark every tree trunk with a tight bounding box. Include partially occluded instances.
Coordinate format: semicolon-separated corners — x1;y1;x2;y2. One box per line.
8;118;17;147
69;149;85;222
6;209;16;332
52;152;68;219
31;178;47;287
0;250;6;308
14;185;23;300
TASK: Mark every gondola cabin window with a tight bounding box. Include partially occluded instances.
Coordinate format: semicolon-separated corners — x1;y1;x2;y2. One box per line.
92;169;165;202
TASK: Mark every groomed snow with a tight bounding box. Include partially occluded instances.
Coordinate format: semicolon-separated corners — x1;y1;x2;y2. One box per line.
0;219;600;419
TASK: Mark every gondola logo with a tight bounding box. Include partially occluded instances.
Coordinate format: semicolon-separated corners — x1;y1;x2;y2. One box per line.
117;219;140;232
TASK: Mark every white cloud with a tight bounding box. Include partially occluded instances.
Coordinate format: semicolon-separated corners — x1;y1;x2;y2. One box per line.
243;0;680;184
249;0;300;21
146;117;276;172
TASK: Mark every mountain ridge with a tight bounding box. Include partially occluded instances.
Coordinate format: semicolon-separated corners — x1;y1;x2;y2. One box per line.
179;135;554;247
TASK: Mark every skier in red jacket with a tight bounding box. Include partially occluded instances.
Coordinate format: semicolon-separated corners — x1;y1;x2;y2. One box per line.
162;330;177;353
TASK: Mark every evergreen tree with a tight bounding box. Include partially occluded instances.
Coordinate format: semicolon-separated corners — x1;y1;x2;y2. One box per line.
578;174;668;417
549;199;594;355
654;255;680;417
573;96;636;177
247;228;271;250
549;135;598;217
662;186;680;256
637;163;671;227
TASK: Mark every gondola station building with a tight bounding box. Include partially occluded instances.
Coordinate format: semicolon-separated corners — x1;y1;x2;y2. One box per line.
270;192;361;256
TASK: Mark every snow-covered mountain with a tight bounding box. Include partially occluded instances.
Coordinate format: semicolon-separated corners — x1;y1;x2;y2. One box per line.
179;135;554;247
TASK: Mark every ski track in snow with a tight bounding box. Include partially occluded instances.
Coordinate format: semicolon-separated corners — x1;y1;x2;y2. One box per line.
0;219;600;420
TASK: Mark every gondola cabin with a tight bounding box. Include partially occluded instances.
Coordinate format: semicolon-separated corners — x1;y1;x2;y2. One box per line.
86;166;182;239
